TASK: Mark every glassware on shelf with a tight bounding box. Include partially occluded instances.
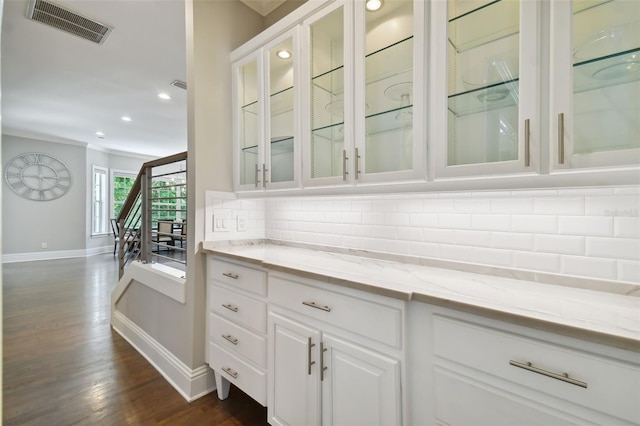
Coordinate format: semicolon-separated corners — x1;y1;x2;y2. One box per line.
574;21;640;80
384;82;413;121
462;57;518;103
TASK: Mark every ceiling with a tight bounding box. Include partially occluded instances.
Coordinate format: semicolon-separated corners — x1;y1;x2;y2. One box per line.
1;0;188;158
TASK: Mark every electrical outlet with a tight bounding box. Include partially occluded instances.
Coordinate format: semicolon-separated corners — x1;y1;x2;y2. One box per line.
213;209;231;232
41;242;48;249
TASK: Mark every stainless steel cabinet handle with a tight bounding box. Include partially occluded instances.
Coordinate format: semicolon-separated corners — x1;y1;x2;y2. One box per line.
307;337;316;375
222;334;238;345
342;150;349;181
254;164;260;188
524;118;531;167
222;272;239;279
222;366;238;379
509;360;587;388
558;112;565;165
262;163;268;188
355;147;361;179
222;303;238;313
302;301;331;312
320;341;327;381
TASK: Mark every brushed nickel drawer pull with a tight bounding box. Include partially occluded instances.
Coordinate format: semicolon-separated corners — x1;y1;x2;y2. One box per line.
307;337;316;375
222;272;239;279
302;301;331;312
222;303;238;313
509;360;587;388
221;366;238;379
222;334;238;345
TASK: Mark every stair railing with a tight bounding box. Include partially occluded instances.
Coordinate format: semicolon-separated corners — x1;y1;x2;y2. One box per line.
116;151;187;278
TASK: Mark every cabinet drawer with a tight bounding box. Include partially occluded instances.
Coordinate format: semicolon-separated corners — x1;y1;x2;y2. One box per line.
209;312;267;368
209;257;267;296
269;275;402;348
209;285;266;333
209;342;266;406
433;315;640;424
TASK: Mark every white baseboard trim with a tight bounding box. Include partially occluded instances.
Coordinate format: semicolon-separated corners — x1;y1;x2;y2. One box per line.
111;310;216;402
2;246;112;263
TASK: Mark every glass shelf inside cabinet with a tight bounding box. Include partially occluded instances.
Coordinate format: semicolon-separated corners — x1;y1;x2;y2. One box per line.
448;79;519;117
270;86;294;115
574;47;640;93
448;0;518;53
366;36;413;85
365;105;413;135
312;122;345;142
312;66;345;96
241;137;294;155
242;100;258;115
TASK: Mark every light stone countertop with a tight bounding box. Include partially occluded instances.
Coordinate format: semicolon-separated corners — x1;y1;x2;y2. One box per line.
202;240;640;352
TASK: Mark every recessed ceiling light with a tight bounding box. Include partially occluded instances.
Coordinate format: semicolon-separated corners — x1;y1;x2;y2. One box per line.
121;116;132;122
366;0;383;11
276;49;291;59
95;131;105;137
158;93;171;100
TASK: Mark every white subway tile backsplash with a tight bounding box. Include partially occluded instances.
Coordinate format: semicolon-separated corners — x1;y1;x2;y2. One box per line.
410;241;439;258
490;197;534;214
614;217;640;239
471;214;511;231
455;198;491;214
453;230;491;247
513;251;561;273
438;213;472;230
210;186;639;284
585;195;640;217
473;248;513;268
618;260;640;283
533;197;584;215
561;256;617;281
586;237;640;261
558;216;613;237
491;232;534;251
397;227;425;242
511;215;558;234
534;235;585;255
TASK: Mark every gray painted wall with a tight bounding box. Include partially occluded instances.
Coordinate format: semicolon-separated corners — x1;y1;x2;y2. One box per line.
2;135;152;256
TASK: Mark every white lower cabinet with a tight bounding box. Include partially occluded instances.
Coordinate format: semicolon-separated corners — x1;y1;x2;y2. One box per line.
410;304;640;426
267;273;404;426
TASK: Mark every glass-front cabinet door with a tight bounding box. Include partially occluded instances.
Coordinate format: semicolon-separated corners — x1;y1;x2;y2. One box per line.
551;0;640;170
355;0;425;184
303;1;352;187
234;53;263;190
233;30;299;191
432;0;539;178
266;31;299;189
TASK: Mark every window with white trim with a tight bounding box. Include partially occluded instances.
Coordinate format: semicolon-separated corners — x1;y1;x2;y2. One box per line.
92;166;109;235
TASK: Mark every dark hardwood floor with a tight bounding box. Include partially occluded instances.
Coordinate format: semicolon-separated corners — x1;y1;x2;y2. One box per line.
3;254;268;425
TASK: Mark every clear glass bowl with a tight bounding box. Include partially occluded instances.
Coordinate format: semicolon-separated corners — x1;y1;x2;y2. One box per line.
462;57;519;91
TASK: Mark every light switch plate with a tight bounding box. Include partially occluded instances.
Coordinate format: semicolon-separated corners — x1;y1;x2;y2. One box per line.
236;213;247;232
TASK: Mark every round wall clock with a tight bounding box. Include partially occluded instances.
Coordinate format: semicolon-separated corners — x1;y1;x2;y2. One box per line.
4;152;72;201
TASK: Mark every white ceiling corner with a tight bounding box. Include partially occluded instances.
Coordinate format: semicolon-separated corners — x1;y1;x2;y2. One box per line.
239;0;287;16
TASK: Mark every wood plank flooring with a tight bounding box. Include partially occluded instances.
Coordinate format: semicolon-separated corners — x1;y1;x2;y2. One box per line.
3;254;268;425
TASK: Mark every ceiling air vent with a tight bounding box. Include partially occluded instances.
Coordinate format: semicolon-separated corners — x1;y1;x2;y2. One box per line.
26;0;113;45
171;80;187;90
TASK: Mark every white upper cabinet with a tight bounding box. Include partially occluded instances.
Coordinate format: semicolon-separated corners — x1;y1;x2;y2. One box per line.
234;29;300;191
550;0;640;171
303;1;353;187
354;0;425;184
432;0;540;178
